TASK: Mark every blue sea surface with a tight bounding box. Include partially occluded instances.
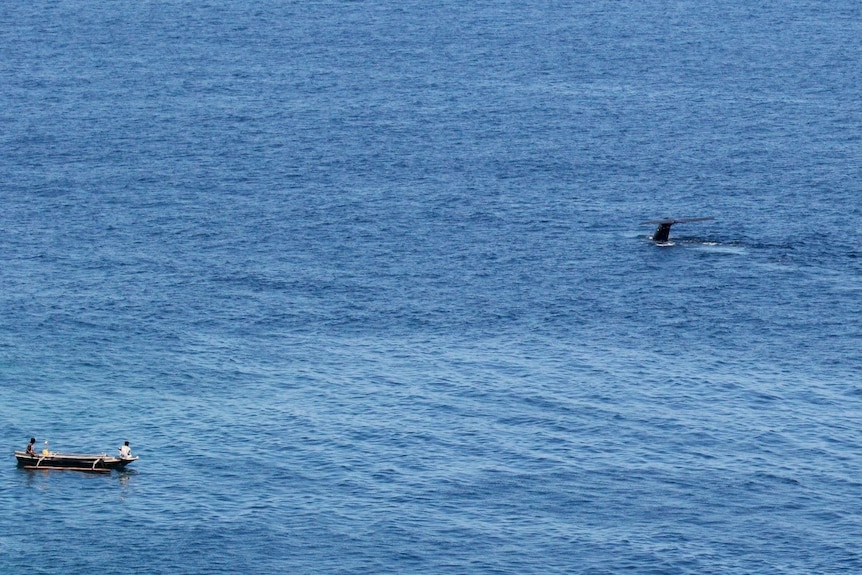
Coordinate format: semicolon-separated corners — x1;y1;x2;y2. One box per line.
2;1;861;573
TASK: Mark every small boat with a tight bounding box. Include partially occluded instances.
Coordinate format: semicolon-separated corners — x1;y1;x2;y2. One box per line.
14;450;138;472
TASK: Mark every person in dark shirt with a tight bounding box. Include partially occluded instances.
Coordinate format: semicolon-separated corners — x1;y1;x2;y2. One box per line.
25;437;37;456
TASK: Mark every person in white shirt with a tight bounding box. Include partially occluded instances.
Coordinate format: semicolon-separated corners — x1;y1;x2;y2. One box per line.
119;441;132;459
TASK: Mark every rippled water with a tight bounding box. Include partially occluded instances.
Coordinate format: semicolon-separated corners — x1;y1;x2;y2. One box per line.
2;1;861;573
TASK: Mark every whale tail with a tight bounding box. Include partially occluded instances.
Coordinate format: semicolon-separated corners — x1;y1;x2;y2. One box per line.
641;217;714;243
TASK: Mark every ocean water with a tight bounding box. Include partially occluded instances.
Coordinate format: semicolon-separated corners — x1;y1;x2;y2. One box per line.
1;1;861;573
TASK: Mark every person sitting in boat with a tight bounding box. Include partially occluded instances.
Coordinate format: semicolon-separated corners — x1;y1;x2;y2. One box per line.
25;437;37;456
118;441;132;459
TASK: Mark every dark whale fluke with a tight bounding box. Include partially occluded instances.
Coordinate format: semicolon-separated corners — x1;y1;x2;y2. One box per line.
641;217;714;243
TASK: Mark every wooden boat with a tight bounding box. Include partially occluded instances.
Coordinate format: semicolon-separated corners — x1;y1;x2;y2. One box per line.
14;450;138;472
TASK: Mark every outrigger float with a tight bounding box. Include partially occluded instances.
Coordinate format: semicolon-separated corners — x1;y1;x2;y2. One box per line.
14;450;138;472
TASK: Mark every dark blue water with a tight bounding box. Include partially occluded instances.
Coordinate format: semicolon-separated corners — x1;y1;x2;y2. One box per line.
2;2;861;573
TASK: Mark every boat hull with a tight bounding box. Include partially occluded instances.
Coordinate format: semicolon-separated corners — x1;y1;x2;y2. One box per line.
14;451;138;472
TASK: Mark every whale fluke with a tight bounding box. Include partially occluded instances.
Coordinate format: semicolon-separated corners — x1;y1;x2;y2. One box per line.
641;217;714;243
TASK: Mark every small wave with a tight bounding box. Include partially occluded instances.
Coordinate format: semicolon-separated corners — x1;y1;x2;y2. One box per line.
696;244;747;255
